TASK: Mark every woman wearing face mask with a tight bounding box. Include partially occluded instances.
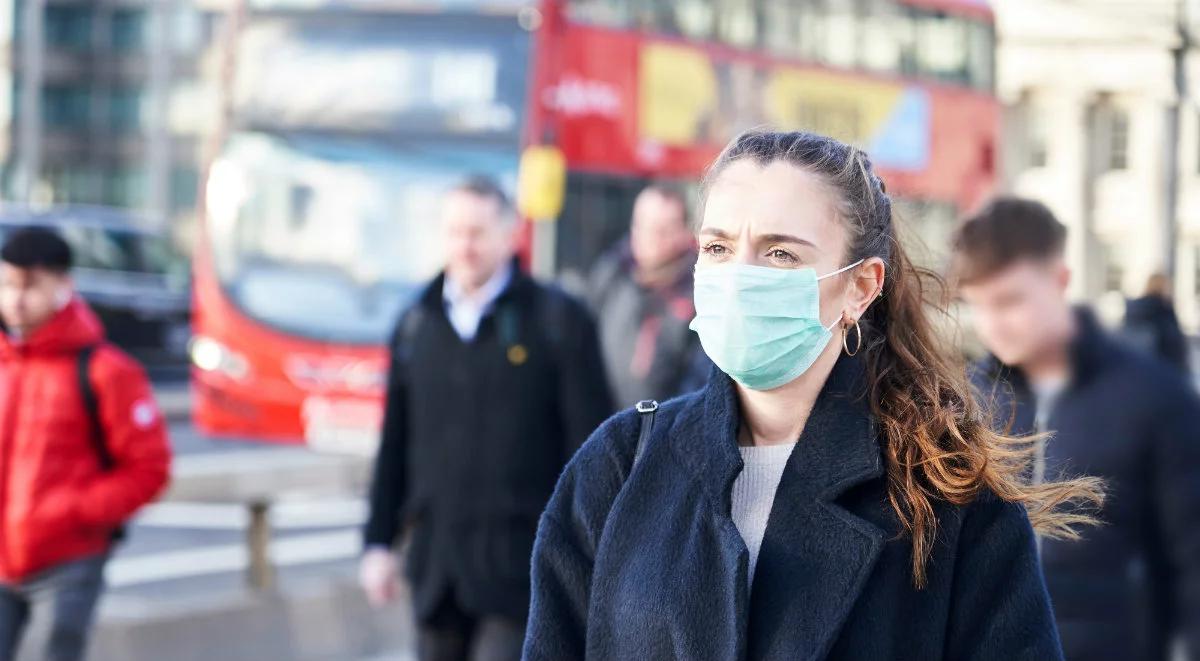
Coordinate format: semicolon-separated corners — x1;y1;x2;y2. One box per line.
521;131;1103;661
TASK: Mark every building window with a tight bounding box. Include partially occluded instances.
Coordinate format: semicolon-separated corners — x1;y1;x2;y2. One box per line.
1021;100;1048;169
43;85;92;129
1095;104;1130;171
1109;110;1129;170
44;6;94;51
1195;110;1200;175
1102;242;1124;293
1193;245;1200;301
107;167;147;208
109;88;144;131
46;165;103;204
111;9;146;53
171;166;199;213
170;5;205;54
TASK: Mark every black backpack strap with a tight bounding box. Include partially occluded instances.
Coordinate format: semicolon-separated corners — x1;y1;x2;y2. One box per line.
77;344;115;471
78;344;128;543
633;399;658;467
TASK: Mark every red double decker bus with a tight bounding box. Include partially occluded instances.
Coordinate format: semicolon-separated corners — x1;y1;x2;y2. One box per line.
192;0;998;452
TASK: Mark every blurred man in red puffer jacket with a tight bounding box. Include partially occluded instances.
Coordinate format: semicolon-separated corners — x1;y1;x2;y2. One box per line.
0;227;170;661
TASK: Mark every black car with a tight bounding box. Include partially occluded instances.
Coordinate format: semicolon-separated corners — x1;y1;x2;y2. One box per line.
0;206;191;365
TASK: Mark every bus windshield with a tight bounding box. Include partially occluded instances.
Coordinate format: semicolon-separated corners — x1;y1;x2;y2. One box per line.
205;132;518;345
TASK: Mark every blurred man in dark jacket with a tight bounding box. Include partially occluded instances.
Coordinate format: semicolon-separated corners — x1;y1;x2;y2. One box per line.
587;184;708;408
954;197;1200;661
1124;273;1190;373
360;175;613;661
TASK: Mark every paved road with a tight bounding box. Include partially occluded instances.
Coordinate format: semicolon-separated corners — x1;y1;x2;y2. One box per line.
74;380;419;660
109;394;370;598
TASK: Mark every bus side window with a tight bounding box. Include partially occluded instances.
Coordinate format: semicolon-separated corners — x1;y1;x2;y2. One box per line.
715;0;758;50
565;0;634;29
860;0;914;78
915;10;970;87
967;19;996;92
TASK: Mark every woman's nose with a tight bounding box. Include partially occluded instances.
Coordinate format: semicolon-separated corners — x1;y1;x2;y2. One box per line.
733;244;759;266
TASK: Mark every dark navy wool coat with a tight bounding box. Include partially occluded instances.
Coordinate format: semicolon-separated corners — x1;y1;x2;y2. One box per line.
523;354;1064;661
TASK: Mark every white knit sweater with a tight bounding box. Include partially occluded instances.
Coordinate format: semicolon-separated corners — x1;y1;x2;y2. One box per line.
731;442;797;587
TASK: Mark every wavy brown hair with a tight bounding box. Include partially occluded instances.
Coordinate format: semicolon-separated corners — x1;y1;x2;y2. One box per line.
702;130;1104;587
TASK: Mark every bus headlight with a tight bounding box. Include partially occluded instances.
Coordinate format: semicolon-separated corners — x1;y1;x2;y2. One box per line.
189;335;251;381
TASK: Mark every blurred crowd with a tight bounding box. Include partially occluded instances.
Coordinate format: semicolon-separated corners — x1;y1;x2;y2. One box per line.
0;148;1198;661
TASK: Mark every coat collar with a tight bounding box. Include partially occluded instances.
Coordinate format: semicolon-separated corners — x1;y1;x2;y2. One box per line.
667;351;885;510
668;353;887;661
418;259;531;313
0;297;104;358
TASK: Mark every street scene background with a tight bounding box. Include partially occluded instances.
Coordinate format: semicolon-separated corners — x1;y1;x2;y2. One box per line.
1;0;1198;659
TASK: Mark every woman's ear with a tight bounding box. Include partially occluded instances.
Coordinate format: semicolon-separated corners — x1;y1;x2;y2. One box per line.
845;257;885;322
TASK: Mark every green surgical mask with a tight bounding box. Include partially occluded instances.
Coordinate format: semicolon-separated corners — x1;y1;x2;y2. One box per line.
689;260;862;391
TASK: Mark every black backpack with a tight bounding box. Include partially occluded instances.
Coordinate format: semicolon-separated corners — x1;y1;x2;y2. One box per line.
77;344;126;542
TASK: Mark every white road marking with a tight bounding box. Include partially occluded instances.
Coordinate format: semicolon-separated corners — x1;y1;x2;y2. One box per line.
170;448;330;476
133;498;367;530
106;530;362;588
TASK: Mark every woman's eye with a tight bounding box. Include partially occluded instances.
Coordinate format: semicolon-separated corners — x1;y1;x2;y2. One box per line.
702;243;729;256
768;248;797;263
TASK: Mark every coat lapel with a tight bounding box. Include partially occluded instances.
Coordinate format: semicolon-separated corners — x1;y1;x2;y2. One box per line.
667;355;888;661
744;355;887;661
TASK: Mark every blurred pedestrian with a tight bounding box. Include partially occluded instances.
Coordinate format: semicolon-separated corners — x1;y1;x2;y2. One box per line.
0;227;171;661
954;197;1200;661
587;184;709;408
524;131;1099;661
1123;272;1190;373
360;175;613;661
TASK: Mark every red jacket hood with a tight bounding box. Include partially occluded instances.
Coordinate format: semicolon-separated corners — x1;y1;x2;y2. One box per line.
0;298;105;358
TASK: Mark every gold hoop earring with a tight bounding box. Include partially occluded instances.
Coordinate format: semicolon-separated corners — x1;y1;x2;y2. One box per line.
842;318;862;356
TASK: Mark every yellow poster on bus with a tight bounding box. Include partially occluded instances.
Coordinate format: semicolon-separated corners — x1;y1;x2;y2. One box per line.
637;42;931;171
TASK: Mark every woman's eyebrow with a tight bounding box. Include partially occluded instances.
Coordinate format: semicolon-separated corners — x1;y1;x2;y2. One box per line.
759;233;816;249
698;228;818;249
698;227;733;240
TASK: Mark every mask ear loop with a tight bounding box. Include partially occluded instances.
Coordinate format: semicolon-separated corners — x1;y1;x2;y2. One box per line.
815;258;865;282
817;259;865;331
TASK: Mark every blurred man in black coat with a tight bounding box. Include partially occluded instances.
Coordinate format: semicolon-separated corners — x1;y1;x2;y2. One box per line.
954;197;1200;661
360;176;613;661
1124;273;1190;373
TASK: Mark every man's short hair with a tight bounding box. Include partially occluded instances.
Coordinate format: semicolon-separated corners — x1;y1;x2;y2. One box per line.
637;183;689;225
1;227;73;274
951;197;1067;285
451;174;513;218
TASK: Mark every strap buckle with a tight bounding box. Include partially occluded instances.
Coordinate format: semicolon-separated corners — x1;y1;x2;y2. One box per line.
635;399;659;414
